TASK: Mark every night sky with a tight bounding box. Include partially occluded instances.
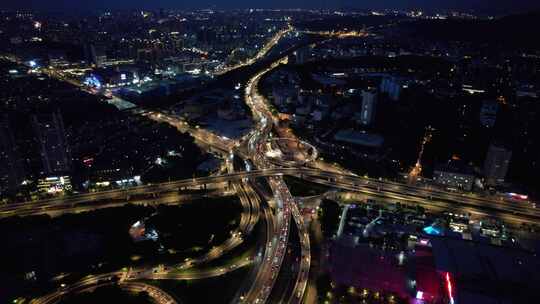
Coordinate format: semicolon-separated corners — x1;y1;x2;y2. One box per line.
2;0;539;12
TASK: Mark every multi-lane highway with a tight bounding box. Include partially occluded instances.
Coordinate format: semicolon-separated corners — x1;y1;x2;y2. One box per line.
30;273;179;304
215;25;293;75
5;168;537;224
29;178;260;304
238;44;313;303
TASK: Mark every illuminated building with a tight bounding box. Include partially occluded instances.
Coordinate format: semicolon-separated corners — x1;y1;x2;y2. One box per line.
84;69;139;89
0;115;25;192
433;159;475;191
427;237;540;303
380;76;403;101
462;84;486;94
484;143;512;186
129;220;159;242
411;242;441;304
423;225;443;236
37;176;72;194
359;88;378;126
479;100;498;128
47;50;68;67
83;74;102;89
32;111;72;175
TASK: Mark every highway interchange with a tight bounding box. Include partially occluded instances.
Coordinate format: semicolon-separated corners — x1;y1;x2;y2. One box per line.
4;25;538;304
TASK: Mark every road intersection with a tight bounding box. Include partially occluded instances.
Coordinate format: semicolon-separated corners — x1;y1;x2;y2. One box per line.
16;26;538;304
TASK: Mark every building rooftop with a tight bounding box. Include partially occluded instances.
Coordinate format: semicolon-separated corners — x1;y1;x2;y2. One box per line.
429;237;540;303
334;129;384;148
435;159;474;176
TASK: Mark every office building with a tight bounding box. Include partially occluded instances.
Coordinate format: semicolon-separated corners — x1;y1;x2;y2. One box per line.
84;43;107;67
0;116;25;192
484;143;512;186
380;76;402;101
479;100;498;128
433;159;475;191
359;88;378;126
32;111;72;175
37;176;72;194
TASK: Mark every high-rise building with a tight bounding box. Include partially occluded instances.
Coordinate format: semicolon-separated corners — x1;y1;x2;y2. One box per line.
84;43;107;67
0;115;25;193
170;35;184;53
295;46;309;65
137;48;160;64
32;111;72;175
380;76;402;101
359;89;378;126
479;100;499;128
484;143;512;186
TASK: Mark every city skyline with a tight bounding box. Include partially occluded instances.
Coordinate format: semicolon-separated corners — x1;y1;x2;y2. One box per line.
2;0;540;13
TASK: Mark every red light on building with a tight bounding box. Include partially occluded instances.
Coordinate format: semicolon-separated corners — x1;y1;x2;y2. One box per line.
445;272;455;304
82;157;94;168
